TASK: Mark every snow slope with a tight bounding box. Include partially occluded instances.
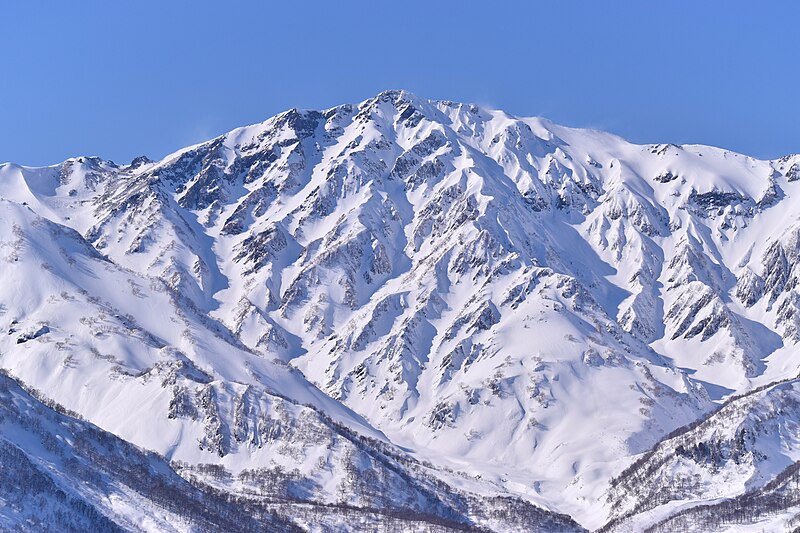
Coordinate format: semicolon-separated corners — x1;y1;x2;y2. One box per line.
0;368;298;532
2;90;800;530
0;185;580;531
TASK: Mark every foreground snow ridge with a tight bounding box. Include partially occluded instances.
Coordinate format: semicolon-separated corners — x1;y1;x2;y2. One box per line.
2;90;800;531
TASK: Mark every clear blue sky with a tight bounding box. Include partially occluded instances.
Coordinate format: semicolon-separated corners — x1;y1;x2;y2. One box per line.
1;1;798;166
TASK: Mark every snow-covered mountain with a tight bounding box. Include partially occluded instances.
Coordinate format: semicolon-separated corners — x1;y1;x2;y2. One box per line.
2;90;800;531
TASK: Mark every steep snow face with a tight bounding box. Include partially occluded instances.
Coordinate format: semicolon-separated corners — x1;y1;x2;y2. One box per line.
2;90;800;528
0;369;298;532
0;368;583;533
0;197;581;532
602;375;800;532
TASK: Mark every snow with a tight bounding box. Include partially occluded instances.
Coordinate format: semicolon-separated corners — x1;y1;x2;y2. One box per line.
2;90;800;530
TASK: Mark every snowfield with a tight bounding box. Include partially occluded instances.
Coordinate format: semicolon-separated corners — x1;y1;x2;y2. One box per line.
1;90;800;531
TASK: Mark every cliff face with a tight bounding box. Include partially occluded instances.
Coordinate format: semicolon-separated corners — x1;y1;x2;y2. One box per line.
2;90;800;530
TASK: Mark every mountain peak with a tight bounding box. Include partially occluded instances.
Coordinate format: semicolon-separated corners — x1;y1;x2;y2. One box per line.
2;93;800;531
370;88;424;104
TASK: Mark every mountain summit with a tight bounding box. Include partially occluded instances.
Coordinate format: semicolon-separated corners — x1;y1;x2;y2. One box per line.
2;91;800;531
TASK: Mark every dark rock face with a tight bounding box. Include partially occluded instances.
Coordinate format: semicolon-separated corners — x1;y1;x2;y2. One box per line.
787;162;800;182
129;155;153;169
16;325;49;344
654;171;679;183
